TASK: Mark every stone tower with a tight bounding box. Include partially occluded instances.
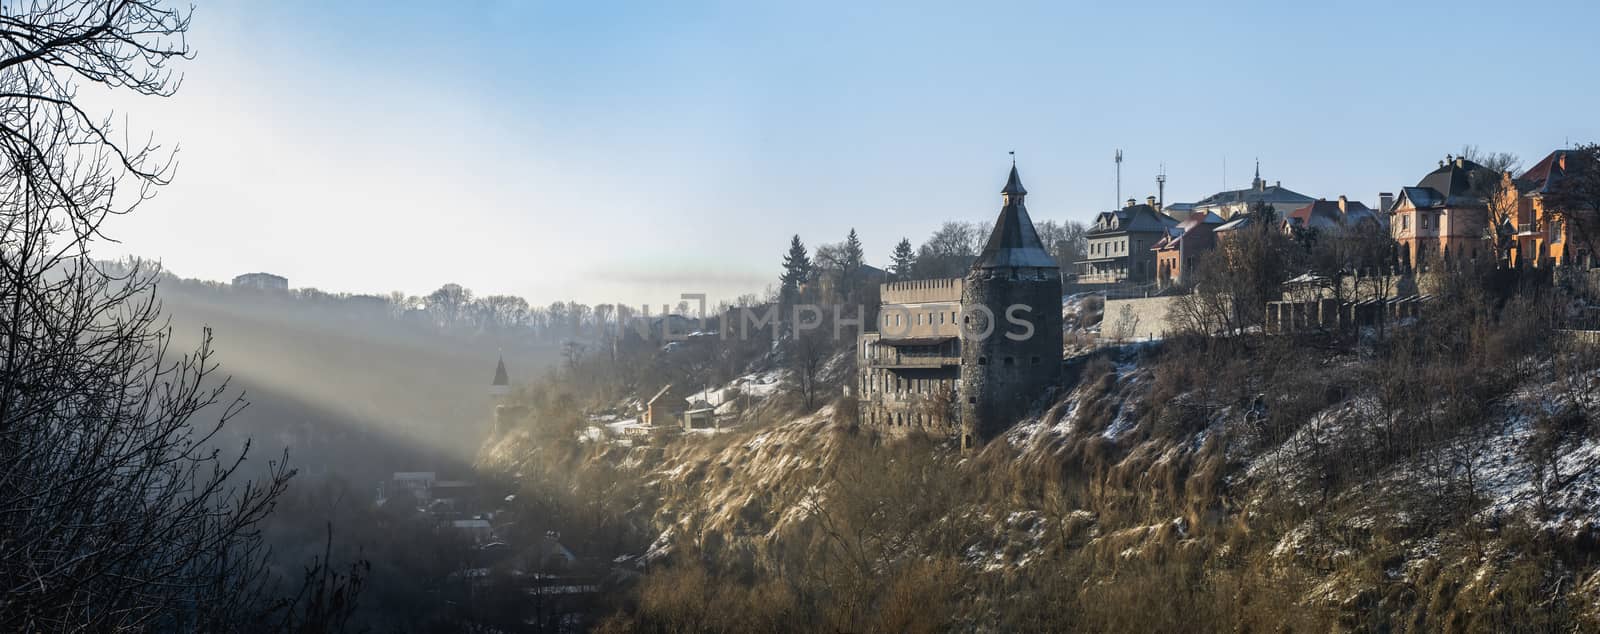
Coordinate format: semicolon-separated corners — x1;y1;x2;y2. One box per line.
958;162;1063;448
489;355;512;435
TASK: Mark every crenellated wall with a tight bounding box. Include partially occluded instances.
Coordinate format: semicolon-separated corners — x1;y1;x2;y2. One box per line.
881;278;963;304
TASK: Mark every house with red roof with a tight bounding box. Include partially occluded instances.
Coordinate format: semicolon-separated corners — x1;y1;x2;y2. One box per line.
1508;149;1596;268
1152;211;1225;287
1284;196;1385;235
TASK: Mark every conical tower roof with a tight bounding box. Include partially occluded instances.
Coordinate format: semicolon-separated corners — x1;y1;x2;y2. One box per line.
1002;163;1027;196
973;164;1057;270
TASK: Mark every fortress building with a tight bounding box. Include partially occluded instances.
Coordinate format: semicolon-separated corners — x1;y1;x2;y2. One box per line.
856;163;1063;448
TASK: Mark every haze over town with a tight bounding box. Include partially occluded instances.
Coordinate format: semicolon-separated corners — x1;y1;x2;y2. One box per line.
13;0;1600;630
96;0;1600;306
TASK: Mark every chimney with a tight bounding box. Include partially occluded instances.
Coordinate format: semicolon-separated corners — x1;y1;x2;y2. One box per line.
1125;197;1137;208
1455;157;1466;168
1379;192;1394;213
1146;195;1157;208
1337;195;1348;214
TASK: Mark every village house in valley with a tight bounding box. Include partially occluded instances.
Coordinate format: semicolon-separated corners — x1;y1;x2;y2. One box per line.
858;164;1063;448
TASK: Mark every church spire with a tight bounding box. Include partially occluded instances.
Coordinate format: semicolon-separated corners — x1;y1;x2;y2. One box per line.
1252;158;1264;191
491;355;509;387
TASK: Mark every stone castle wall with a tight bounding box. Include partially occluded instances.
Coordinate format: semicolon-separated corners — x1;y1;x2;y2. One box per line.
881;277;963;304
1101;296;1178;341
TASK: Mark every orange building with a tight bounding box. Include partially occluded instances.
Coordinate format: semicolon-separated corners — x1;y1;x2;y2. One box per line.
1389;156;1497;268
1507;150;1594;268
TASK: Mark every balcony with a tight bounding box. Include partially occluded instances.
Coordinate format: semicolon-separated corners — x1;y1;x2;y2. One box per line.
860;334;960;369
1517;222;1540;236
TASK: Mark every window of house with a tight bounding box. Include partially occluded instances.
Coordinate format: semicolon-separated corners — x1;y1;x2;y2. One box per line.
1032;356;1040;365
968;397;977;404
978;356;987;365
1003;357;1014;366
1402;216;1409;230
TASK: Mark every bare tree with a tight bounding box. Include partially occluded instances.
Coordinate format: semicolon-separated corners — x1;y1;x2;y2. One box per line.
0;2;331;630
784;328;831;410
1459;144;1522;175
1170;204;1296;335
1470;168;1519;266
914;221;982;279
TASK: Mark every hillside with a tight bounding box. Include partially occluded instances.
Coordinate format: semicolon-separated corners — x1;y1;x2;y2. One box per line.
482;319;1600;631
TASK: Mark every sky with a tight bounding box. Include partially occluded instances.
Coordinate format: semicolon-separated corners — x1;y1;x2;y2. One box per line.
95;0;1600;307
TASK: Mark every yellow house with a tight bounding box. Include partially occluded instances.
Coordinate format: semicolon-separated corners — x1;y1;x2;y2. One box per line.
1390;155;1496;268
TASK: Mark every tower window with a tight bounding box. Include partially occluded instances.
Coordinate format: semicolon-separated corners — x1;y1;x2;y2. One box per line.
977;356;987;365
1032;356;1040;365
1004;357;1014;366
968;397;977;404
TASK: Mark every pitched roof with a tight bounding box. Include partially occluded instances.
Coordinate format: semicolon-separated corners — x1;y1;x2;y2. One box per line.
1153;212;1224;250
1214;214;1255;233
1087;203;1171;236
1518;150;1576;195
1408;157;1497;208
1286;199;1374;231
647;384;679;405
1192;182;1315;208
973;164;1057;269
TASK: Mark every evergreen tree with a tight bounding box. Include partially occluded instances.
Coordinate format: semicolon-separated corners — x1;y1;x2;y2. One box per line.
840;228;865;292
890;238;916;280
779;235;812;303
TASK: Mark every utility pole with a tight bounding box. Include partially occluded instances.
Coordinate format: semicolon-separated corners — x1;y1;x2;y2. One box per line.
1114;149;1123;208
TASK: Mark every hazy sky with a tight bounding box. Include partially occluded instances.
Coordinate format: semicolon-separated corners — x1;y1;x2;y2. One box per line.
96;0;1600;307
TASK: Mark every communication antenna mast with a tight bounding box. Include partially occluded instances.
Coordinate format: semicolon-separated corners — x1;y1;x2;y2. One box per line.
1156;163;1167;209
1114;149;1123;208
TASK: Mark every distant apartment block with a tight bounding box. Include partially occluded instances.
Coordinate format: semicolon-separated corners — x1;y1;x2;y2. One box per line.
231;272;288;291
1189;162;1316;219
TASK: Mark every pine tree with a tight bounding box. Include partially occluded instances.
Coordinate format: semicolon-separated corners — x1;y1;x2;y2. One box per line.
779;234;812;303
890;238;916;280
840;228;865;292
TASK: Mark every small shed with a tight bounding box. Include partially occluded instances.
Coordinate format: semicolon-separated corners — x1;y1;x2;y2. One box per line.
683;401;716;430
644;384;686;426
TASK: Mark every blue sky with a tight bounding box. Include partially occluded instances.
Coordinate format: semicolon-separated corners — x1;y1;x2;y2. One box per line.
99;0;1600;306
